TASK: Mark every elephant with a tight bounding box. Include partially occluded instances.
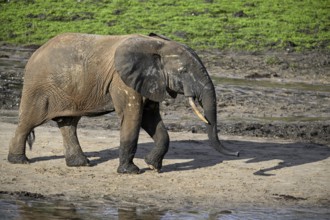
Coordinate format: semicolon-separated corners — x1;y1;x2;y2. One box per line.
8;33;239;174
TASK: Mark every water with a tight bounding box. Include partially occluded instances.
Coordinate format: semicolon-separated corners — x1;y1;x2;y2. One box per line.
0;194;329;220
212;76;330;93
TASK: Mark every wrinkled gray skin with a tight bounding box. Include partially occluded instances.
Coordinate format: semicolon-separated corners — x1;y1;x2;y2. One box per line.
8;33;239;174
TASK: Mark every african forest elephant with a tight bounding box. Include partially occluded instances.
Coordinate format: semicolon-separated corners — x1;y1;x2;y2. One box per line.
8;33;239;174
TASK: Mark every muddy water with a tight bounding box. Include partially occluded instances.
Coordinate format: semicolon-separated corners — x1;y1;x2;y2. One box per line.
1;194;329;219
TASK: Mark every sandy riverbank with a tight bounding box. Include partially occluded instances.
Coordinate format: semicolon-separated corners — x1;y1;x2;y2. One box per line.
1;120;329;211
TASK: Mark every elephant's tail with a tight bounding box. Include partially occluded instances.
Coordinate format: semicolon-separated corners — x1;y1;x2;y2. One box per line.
27;129;35;150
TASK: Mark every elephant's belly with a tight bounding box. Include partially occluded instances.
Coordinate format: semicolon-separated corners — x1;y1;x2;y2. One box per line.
51;94;115;118
85;102;115;116
79;95;115;116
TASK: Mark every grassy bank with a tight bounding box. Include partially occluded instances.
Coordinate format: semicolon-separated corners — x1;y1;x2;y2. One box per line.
0;0;329;51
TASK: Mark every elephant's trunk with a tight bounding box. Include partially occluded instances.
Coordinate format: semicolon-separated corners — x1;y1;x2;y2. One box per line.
199;84;239;157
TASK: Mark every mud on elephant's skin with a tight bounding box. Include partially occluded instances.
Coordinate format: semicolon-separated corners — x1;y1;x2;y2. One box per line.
7;33;239;174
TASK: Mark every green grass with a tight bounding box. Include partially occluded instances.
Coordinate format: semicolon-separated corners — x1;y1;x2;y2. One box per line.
0;0;329;51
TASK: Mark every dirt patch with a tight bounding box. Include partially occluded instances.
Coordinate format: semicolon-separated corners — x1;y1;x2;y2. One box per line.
200;50;330;84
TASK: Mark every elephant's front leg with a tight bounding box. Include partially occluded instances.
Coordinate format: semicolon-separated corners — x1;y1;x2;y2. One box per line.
142;101;169;172
117;113;142;174
111;80;144;174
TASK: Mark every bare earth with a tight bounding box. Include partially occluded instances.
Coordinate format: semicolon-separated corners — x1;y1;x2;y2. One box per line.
0;118;329;210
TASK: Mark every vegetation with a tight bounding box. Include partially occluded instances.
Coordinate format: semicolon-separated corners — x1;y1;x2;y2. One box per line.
0;0;329;51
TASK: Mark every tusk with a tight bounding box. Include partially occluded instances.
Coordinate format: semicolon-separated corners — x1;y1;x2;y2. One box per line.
188;97;209;124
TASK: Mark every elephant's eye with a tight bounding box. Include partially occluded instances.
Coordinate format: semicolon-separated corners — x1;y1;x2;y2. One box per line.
178;66;186;73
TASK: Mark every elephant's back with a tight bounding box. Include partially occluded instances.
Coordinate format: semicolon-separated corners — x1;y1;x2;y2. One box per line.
26;33;103;69
24;34;104;83
25;33;127;77
20;33;127;117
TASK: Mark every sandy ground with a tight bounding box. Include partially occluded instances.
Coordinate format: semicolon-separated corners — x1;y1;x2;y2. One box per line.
1;119;329;210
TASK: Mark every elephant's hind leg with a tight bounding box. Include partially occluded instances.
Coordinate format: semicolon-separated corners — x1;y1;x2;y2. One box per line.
8;123;35;164
8;89;51;164
56;117;90;167
8;108;46;164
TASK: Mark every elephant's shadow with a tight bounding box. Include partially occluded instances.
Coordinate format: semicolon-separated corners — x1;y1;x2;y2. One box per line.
136;139;330;175
31;139;329;176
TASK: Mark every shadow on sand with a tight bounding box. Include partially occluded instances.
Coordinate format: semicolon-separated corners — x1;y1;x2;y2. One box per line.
30;139;330;176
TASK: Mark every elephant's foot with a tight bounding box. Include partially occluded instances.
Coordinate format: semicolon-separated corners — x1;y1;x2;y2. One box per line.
144;155;162;173
7;154;30;164
65;155;90;167
117;163;140;174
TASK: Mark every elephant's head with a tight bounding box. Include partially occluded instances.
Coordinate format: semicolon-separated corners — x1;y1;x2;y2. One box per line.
115;33;239;157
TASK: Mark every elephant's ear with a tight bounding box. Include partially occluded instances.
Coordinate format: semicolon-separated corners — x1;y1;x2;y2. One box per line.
114;37;167;102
